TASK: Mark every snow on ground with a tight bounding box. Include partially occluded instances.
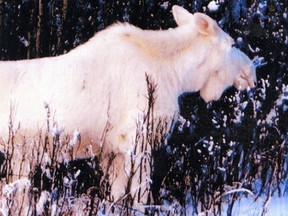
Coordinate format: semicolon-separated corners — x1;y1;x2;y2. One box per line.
222;195;288;216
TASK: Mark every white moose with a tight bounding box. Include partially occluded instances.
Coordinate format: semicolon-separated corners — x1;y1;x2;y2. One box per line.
0;5;256;207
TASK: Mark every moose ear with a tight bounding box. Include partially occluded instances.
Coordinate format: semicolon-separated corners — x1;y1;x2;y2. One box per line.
172;5;193;26
194;13;220;36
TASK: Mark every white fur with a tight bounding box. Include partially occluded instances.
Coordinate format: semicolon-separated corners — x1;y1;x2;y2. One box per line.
0;5;256;205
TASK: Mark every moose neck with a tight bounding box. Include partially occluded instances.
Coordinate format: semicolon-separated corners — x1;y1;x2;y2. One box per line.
134;25;199;59
133;25;211;94
155;26;212;93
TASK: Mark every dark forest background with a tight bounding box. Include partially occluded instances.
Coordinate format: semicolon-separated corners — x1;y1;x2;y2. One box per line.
0;0;287;215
